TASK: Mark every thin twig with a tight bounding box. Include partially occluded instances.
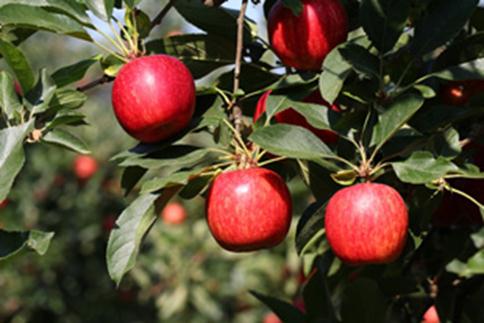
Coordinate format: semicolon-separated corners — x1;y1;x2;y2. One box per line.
230;0;248;134
150;0;175;32
76;75;113;92
232;0;247;96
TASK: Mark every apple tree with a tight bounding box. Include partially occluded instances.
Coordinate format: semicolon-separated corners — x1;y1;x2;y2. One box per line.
0;0;483;322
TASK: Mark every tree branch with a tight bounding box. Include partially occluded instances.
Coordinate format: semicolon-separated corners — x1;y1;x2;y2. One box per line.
76;75;113;92
231;0;248;133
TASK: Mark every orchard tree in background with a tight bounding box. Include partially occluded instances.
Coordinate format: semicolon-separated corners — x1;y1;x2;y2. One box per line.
0;0;484;322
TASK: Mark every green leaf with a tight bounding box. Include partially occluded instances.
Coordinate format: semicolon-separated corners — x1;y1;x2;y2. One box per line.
85;0;114;21
413;84;436;99
250;291;306;323
370;93;424;149
319;45;352;104
44;112;86;130
0;39;35;93
141;169;203;194
145;33;236;62
296;202;326;255
0;4;91;40
173;0;254;44
263;95;334;130
411;0;479;55
118;146;209;169
100;54;124;77
27;69;57;115
51;56;100;87
391;151;459;184
106;193;160;286
0;120;33;201
359;0;410;53
42;128;90;154
410;104;484;132
0;71;22;120
471;228;484;249
446;249;484;278
341;278;386;323
432;58;484;80
48;88;88;112
0;0;91;25
433;127;461;159
0;229;55;260
120;166;147;196
249;124;336;161
319;36;371;104
339;43;380;78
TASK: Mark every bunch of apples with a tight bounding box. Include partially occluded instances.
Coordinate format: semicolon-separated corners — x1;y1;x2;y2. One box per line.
105;0;484;269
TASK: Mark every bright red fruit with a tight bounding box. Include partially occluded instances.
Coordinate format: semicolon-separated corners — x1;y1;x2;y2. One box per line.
206;168;292;252
268;0;348;71
161;202;187;225
422;305;440;323
112;55;196;143
73;155;98;180
325;183;408;264
263;312;282;323
254;90;340;144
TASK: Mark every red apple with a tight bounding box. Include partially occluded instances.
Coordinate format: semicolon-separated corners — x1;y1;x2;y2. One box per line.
111;55;196;143
161;202;187;225
206;167;292;252
263;312;282;323
325;183;408;264
254;90;340;144
422;305;440;323
0;199;9;209
73;155;98;180
268;0;348;71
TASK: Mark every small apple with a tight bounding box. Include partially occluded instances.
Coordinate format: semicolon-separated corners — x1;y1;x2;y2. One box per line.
73;155;98;181
206;167;292;252
112;55;196;143
422;305;440;323
161;202;187;225
268;0;348;71
254;90;340;144
325;183;408;264
0;199;9;209
263;312;281;323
